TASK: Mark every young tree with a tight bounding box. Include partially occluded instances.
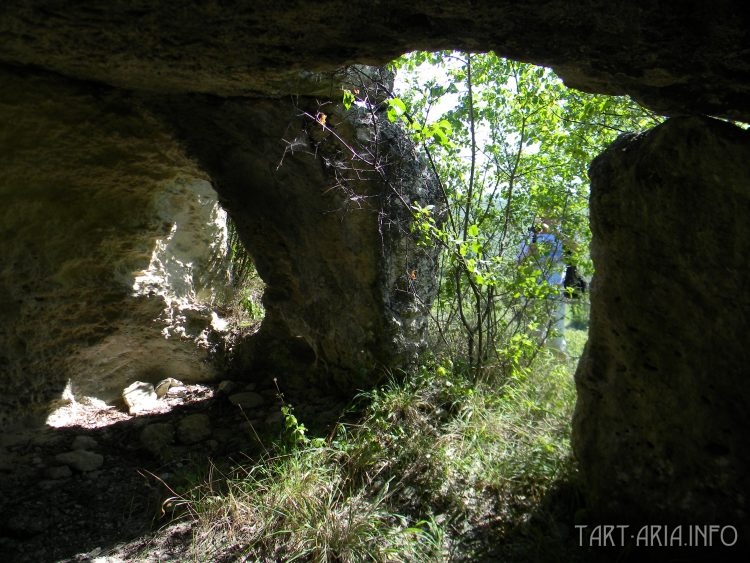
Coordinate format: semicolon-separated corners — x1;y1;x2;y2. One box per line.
384;51;661;380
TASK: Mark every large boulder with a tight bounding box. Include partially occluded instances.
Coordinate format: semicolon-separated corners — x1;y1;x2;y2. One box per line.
574;116;750;544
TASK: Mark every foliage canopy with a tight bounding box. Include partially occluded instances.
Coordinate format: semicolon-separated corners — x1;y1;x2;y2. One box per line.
378;51;662;378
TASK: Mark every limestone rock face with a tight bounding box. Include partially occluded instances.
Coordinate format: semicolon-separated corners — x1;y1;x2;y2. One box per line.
0;2;749;120
0;70;233;425
573;117;750;534
177;414;212;445
151;71;440;392
122;382;159;415
0;65;438;421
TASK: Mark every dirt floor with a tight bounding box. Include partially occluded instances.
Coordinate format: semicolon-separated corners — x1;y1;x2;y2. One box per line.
0;378;343;562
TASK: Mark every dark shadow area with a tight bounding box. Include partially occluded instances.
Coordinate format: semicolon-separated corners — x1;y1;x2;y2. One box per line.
0;376;347;562
463;477;591;562
467;475;747;563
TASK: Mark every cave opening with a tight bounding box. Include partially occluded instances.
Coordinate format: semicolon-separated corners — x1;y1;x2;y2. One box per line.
2;2;750;557
387;50;661;376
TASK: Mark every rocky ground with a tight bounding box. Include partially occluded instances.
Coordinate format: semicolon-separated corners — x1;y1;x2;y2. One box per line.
0;378;344;562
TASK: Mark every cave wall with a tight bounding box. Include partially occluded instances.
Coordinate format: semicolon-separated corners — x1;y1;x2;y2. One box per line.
0;69;233;425
1;0;750;545
0;65;439;422
1;1;749;120
574;116;750;539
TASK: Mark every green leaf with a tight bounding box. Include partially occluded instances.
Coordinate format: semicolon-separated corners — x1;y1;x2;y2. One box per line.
342;88;356;110
391;49;660;376
386;97;407;123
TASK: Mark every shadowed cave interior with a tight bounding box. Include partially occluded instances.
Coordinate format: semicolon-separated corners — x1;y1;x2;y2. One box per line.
1;2;749;561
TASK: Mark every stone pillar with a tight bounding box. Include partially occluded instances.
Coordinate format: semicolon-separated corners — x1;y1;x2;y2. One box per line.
573;117;750;548
153;74;440;393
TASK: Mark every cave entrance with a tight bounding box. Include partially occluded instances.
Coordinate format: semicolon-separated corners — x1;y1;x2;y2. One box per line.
389;50;652;376
225;218;266;336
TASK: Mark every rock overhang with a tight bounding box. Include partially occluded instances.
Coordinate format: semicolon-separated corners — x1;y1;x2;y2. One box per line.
0;1;749;121
2;4;750;552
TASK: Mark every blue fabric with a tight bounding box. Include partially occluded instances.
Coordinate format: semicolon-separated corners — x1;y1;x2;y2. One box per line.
517;228;568;355
531;233;565;287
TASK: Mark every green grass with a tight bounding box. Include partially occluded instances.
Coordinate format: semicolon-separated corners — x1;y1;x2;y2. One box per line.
167;347;588;562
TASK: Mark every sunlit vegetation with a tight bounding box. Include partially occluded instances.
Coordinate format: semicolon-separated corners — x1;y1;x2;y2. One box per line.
172;52;662;561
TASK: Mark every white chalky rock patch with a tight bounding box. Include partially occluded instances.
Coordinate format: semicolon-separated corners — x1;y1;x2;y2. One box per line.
122;381;159;414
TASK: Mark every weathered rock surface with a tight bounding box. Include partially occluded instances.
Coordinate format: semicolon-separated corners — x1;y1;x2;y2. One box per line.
228;392;266;410
574;116;750;539
0;64;437;418
177;414;212;445
140;422;175;458
122;381;160;415
0;69;234;425
71;436;98;451
155;378;184;399
151;72;440;392
0;2;749;120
